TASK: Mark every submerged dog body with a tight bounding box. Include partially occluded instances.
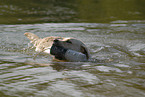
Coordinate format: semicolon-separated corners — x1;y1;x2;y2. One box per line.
24;32;90;61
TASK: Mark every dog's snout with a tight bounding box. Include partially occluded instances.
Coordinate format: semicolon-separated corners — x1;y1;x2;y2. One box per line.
54;39;59;42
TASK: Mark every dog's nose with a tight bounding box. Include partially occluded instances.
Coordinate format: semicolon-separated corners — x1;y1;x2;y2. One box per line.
54;39;59;43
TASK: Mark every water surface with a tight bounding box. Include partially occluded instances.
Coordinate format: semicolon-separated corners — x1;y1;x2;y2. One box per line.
0;0;145;97
0;21;145;97
0;0;145;24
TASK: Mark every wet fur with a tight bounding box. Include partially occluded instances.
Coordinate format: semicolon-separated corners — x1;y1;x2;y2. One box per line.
24;32;90;60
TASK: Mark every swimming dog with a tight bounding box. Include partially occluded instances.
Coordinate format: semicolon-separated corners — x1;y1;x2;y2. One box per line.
24;32;90;61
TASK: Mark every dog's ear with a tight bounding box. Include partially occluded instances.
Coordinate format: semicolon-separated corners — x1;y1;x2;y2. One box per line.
81;45;90;59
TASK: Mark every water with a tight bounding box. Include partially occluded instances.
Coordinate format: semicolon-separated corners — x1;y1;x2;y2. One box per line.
0;21;145;97
0;0;145;96
1;0;145;24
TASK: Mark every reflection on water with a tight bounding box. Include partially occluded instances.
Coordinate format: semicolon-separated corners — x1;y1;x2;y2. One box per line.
0;21;145;97
0;0;145;24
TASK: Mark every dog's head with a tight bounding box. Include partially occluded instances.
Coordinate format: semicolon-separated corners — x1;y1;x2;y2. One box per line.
52;38;90;59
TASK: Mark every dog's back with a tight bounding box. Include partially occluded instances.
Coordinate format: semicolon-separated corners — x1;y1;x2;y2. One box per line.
24;32;61;52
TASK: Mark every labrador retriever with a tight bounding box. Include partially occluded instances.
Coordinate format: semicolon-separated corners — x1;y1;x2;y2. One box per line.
24;32;90;61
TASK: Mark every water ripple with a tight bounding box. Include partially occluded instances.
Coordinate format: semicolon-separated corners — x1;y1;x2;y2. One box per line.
0;22;145;97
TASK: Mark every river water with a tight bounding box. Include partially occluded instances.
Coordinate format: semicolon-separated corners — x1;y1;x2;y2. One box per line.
0;21;145;97
0;0;145;97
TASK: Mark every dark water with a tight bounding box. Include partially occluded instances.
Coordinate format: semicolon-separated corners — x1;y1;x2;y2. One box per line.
0;0;145;24
0;0;145;97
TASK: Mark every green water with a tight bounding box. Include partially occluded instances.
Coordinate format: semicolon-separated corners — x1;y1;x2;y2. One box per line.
0;0;145;24
0;0;145;97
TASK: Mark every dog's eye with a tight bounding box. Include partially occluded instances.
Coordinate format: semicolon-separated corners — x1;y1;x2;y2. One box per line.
66;40;72;44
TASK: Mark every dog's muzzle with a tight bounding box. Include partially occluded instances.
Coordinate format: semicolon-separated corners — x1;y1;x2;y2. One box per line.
50;44;87;62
